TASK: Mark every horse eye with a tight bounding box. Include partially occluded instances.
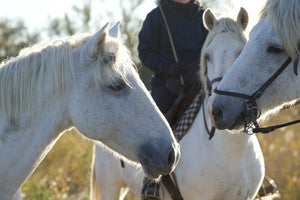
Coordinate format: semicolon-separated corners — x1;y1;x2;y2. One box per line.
267;45;284;53
108;80;127;91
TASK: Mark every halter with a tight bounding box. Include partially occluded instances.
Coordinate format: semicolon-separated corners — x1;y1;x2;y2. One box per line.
214;56;300;134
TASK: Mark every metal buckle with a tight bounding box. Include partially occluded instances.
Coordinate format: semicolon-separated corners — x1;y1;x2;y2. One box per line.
244;99;262;135
244;123;255;135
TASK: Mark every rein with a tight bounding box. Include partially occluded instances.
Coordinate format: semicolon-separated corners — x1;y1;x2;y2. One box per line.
157;0;184;86
214;56;300;134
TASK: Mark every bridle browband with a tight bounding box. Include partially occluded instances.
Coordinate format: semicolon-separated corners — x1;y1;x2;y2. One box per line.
214;56;300;134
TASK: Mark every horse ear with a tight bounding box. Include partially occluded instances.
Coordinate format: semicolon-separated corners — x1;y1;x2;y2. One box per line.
109;21;120;38
203;9;217;31
85;22;110;58
237;7;248;30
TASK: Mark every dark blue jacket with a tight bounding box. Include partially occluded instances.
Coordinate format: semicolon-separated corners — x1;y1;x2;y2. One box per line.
138;0;208;113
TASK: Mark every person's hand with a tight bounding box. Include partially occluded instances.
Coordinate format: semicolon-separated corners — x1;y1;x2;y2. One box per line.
182;63;201;87
168;63;185;76
166;76;184;95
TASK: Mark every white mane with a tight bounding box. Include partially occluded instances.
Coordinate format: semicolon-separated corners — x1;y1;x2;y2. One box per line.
0;32;133;124
200;17;247;98
260;0;300;60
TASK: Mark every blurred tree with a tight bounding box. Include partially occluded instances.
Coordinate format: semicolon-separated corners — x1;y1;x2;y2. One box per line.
46;0;151;87
0;18;40;62
44;0;219;89
47;0;92;37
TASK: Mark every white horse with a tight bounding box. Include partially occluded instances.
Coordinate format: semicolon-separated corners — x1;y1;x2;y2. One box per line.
0;22;180;200
208;0;300;132
91;9;265;200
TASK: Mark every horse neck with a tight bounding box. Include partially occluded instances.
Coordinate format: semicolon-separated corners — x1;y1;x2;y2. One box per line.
0;85;71;196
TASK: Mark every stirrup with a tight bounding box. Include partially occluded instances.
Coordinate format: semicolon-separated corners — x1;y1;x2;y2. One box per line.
141;178;161;200
256;176;281;199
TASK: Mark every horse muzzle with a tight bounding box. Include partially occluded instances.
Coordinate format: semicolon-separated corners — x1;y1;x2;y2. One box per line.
207;94;246;130
138;142;180;179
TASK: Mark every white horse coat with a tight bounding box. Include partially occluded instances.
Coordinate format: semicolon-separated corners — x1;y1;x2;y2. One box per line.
0;23;179;200
91;9;265;200
208;0;300;131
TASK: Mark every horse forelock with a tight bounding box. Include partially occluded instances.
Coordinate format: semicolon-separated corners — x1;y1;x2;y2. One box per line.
88;36;134;90
261;0;300;60
200;17;247;98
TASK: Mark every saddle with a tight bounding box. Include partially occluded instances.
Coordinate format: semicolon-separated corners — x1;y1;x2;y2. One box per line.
165;82;202;131
255;176;281;200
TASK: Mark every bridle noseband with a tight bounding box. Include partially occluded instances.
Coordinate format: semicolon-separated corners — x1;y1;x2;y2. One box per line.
214;56;300;134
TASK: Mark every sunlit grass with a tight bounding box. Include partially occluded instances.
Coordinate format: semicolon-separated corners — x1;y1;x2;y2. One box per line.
22;108;300;199
22;130;93;200
256;107;300;200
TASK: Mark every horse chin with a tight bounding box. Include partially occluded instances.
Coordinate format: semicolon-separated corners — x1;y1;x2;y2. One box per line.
137;141;179;179
229;115;245;130
138;154;176;179
220;112;245;131
226;128;244;135
212;113;245;131
139;159;162;179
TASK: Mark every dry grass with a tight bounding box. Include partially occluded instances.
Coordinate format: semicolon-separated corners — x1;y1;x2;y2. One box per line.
256;106;300;200
22;108;300;199
22;130;93;200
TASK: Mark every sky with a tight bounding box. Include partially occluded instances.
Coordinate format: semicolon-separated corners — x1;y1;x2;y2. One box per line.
0;0;266;41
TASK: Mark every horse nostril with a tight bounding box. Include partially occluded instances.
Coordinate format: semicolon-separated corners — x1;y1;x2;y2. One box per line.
168;149;175;169
212;107;223;118
211;106;224;128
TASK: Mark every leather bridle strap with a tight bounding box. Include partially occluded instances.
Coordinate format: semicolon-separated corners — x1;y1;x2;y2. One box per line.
204;77;222;139
158;0;185;86
202;96;215;140
250;57;293;101
214;57;292;103
207;77;223;96
161;174;184;200
213;57;300;134
253;118;300;133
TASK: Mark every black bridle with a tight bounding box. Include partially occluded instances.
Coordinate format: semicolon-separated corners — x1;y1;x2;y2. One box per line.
204;76;223;139
214;56;300;134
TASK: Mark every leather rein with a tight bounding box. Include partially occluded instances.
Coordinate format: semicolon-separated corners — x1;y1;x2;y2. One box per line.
214;56;300;134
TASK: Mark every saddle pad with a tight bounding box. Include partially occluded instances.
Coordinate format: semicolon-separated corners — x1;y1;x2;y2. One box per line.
173;91;203;141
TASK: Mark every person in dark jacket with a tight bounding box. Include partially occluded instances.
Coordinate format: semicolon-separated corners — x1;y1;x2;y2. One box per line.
138;0;208;199
138;0;208;115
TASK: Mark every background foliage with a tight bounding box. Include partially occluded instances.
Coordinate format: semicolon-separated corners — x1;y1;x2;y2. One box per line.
0;0;299;199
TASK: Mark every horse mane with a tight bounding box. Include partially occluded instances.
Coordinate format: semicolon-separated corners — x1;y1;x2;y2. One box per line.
0;31;133;124
259;0;300;60
200;17;247;98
